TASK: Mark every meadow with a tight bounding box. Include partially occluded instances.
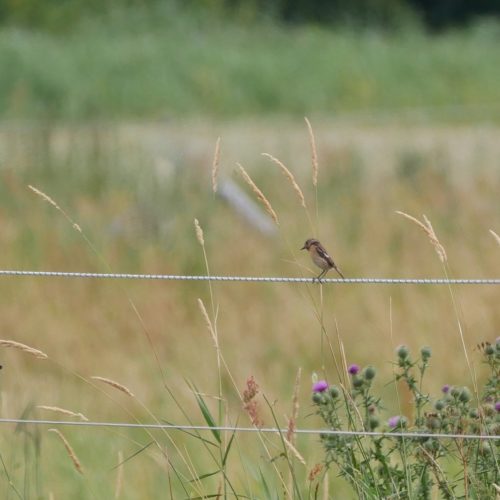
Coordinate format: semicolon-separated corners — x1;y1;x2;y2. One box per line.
0;116;498;498
0;7;499;498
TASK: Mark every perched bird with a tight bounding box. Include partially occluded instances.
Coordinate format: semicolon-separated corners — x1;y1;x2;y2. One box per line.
301;238;345;280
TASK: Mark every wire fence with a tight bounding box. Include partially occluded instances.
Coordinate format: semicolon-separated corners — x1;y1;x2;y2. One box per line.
1;270;499;442
0;269;499;285
1;418;499;441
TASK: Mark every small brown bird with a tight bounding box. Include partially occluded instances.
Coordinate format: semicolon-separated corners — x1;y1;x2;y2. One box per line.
301;238;345;280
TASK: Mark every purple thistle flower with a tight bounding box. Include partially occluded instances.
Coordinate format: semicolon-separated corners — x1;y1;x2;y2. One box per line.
388;416;401;428
348;364;360;375
495;402;500;412
312;380;329;393
442;384;450;394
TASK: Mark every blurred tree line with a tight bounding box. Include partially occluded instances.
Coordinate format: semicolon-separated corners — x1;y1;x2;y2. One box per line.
0;0;499;31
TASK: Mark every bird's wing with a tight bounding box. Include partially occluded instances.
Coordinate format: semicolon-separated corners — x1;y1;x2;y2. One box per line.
316;245;335;267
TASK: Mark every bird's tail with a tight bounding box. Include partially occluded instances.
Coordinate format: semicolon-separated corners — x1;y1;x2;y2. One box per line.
334;266;345;280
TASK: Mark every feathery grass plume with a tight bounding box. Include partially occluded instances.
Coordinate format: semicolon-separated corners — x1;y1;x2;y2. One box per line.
37;405;88;421
304;117;318;187
282;435;306;466
115;450;124;499
0;339;47;359
237;163;279;225
91;376;134;397
197;298;217;347
396;211;447;263
243;376;263;427
262;153;307;208
48;429;84;474
308;463;323;482
211;136;221;193
28;185;82;233
489;229;500;246
194;218;205;246
286;367;301;442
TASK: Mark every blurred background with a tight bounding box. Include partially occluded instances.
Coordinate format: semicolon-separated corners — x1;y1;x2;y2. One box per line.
0;1;499;497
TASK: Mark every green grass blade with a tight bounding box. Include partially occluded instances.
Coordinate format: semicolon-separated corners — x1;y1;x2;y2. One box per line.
191;386;221;444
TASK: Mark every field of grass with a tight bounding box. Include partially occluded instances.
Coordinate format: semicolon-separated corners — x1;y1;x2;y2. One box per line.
0;116;498;497
0;6;499;498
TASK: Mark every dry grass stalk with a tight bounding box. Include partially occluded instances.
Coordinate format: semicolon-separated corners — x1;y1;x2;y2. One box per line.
237;163;279;225
91;376;134;397
0;339;47;359
28;185;82;233
396;211;447;263
211;136;221;193
286;367;301;442
322;471;329;500
115;450;124;499
48;429;84;474
37;405;88;421
489;229;500;247
262;153;307;209
194;218;205;246
197;298;217;348
282;435;306;466
304;117;318;187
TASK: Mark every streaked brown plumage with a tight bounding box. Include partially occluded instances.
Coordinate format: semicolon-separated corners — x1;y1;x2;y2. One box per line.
301;238;345;280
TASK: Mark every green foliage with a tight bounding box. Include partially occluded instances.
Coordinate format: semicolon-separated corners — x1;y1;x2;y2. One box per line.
0;13;500;121
313;342;500;498
2;0;500;32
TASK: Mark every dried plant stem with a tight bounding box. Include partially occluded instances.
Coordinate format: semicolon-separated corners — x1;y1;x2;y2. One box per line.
193;218;223;415
90;376;134;397
282;436;306;466
304;117;320;237
197;298;218;353
262;153;307;209
444;267;479;397
396;211;477;395
286;367;301;443
194;218;205;246
323;470;329;500
0;339;47;359
489;229;500;246
262;152;316;233
285;388;306;500
37;406;88;421
237;163;279;225
395;211;447;263
115;451;124;499
304;117;318;187
211;136;221;193
28;185;82;233
48;429;84;474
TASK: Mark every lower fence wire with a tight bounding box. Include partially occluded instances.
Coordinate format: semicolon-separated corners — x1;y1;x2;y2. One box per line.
0;418;498;441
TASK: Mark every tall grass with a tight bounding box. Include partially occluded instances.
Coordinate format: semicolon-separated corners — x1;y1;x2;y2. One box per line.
0;118;498;497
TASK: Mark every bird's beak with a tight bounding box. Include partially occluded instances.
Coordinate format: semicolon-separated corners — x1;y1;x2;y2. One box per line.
300;245;306;250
